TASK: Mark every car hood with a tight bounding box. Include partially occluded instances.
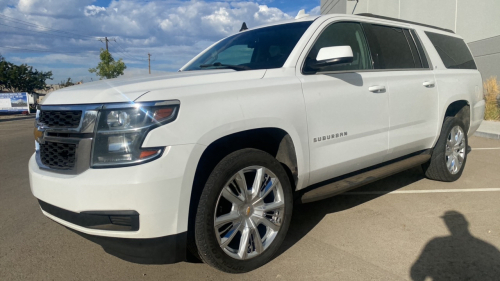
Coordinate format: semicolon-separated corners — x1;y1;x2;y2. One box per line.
41;69;266;105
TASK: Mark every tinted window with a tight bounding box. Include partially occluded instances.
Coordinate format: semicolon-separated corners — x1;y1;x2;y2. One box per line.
411;30;430;68
183;22;312;71
304;22;372;73
403;29;422;68
363;24;416;69
213;45;254;66
425;31;477;70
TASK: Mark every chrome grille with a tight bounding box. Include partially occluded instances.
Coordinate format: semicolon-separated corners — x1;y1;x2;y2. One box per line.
36;104;99;174
40;142;77;170
39;110;82;128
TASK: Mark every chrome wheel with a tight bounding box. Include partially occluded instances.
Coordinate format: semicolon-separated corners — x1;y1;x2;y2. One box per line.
214;166;285;260
446;126;466;175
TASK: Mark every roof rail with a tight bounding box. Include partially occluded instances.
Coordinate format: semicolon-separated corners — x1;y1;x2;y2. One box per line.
357;13;455;34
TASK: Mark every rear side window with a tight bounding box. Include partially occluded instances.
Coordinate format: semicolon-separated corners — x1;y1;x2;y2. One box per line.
362;24;416;69
425;32;477;70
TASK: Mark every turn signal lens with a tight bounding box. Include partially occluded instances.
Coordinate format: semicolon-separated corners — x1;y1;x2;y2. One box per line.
139;150;160;159
153;108;174;122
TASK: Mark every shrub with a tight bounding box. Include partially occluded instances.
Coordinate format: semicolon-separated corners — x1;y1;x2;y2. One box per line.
484;76;500;121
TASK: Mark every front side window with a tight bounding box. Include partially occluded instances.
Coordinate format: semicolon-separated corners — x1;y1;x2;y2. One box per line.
183;22;312;71
425;31;477;70
304;22;372;73
362;24;416;69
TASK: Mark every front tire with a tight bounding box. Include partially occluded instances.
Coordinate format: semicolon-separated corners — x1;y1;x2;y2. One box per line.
423;116;468;182
194;149;293;273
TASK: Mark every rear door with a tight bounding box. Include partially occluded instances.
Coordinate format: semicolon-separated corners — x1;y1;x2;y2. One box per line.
362;23;439;160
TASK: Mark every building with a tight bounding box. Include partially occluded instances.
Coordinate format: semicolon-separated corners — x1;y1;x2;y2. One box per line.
320;0;500;81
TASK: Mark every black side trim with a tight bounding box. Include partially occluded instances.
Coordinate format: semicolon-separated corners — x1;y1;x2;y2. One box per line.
300;149;432;197
38;200;139;231
357;13;455;34
300;154;431;204
68;229;187;264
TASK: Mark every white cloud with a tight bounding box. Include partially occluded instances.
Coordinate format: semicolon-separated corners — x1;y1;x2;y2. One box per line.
18;0;94;17
253;5;292;23
84;5;106;17
309;6;321;16
1;0;305;82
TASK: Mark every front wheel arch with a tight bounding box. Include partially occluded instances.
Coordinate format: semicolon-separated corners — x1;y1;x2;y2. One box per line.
194;148;294;273
186;128;298;260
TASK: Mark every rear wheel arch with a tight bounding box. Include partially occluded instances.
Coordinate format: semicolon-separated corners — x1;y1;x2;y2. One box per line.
443;100;470;133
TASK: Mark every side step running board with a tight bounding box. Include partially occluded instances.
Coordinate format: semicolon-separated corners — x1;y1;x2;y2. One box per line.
300;154;431;204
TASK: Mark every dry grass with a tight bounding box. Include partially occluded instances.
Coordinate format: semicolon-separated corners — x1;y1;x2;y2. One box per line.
484;76;500;121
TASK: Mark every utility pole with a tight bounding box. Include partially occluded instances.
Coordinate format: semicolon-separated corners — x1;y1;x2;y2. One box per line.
98;37;115;51
148;53;152;74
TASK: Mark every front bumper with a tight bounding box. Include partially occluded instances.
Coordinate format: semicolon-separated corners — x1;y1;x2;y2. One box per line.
29;143;204;239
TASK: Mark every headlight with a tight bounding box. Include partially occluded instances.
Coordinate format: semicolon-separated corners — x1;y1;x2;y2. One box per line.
91;101;179;168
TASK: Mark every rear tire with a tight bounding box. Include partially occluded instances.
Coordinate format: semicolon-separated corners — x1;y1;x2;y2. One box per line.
194;149;293;273
422;116;468;182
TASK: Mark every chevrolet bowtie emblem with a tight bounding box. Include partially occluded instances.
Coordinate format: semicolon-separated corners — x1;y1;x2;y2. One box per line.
34;127;43;143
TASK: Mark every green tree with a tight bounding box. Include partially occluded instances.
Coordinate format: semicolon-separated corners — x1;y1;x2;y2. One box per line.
89;48;126;80
0;58;52;93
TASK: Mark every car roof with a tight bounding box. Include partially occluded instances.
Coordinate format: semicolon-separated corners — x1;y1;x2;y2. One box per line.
355;13;455;33
245;13;454;36
240;15;320;32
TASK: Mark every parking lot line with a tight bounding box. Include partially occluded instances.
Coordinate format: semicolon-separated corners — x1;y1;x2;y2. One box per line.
471;147;500;150
346;188;500;195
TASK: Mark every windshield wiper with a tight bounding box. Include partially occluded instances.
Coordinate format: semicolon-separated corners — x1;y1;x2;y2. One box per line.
199;62;250;71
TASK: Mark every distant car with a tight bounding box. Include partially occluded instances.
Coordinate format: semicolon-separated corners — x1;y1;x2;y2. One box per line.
30;12;485;273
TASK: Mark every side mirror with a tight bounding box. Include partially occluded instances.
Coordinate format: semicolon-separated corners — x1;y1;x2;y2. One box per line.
308;46;354;70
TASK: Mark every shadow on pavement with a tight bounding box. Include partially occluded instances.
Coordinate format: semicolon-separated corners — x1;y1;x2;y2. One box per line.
68;227;188;265
410;211;500;281
68;166;426;266
277;166;425;256
74;164;500;275
0;116;35;123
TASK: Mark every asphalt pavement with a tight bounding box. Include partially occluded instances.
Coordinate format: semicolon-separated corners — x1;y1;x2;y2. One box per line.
1;119;500;280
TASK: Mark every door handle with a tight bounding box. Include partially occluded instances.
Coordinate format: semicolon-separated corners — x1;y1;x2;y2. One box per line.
423;81;435;88
369;85;386;93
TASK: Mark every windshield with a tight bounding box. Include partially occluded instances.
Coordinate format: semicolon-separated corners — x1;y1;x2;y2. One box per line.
182;22;313;71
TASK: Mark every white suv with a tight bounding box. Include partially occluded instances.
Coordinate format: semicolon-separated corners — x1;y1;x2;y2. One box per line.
29;13;485;273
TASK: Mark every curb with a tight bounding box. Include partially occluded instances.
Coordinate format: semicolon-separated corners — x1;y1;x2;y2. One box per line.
474;131;500;140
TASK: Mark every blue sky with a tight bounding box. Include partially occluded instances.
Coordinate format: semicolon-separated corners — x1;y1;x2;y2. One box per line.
0;0;320;83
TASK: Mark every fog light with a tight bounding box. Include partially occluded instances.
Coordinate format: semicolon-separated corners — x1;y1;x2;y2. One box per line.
108;135;130;153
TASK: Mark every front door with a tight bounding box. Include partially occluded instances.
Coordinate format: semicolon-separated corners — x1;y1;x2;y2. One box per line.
298;21;390;185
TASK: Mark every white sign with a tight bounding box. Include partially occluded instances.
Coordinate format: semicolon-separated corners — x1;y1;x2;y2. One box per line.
0;98;11;108
0;93;29;112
